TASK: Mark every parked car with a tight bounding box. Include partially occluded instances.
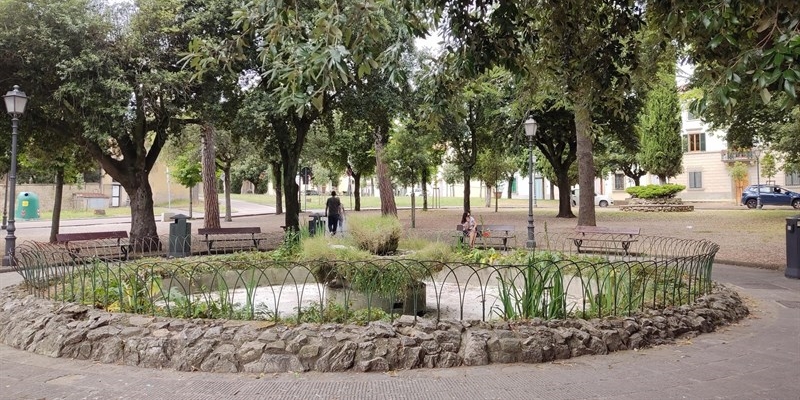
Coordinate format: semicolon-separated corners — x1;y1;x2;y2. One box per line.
740;184;800;209
571;189;614;207
406;187;424;196
305;189;320;196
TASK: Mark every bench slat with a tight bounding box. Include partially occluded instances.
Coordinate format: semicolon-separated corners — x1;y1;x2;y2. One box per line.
571;226;640;255
198;226;263;254
574;226;640;236
56;231;128;243
198;227;261;235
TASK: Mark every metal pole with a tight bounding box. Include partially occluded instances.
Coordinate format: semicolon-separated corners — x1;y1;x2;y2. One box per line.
756;154;762;209
526;136;536;250
1;172;7;230
2;116;18;266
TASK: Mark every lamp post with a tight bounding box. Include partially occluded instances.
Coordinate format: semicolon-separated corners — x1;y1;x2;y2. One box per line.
753;147;762;209
2;86;27;266
524;117;538;250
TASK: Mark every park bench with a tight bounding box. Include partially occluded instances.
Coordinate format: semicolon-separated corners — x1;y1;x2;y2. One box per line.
198;227;264;254
456;224;517;250
56;231;132;261
570;226;640;255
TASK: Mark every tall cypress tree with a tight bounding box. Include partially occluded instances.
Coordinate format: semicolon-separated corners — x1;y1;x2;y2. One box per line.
638;61;683;183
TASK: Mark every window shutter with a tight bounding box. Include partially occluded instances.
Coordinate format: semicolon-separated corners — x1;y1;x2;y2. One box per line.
681;135;688;152
700;133;706;151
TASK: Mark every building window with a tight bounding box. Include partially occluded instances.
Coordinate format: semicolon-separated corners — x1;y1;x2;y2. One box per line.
682;133;706;152
688;171;702;189
786;172;800;186
614;174;625;190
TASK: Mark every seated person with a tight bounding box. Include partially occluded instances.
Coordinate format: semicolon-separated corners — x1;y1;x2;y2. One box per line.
460;211;477;248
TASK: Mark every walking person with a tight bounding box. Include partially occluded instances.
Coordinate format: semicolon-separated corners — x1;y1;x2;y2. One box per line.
325;191;343;236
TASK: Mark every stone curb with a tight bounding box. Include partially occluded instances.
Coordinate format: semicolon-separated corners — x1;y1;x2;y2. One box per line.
0;284;749;374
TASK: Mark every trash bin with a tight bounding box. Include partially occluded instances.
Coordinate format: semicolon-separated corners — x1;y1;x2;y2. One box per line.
169;214;191;258
15;192;39;220
308;213;324;237
786;215;800;279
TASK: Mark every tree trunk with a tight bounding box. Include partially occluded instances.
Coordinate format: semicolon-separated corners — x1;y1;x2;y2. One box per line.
271;160;283;215
421;175;429;211
574;98;597;226
222;164;232;222
353;172;362;211
555;170;576;218
462;169;471;212
506;176;513;199
125;176;159;251
201;123;220;229
48;167;64;243
281;153;300;230
374;128;397;216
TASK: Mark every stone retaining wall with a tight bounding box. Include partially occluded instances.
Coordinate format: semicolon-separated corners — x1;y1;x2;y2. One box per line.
0;284;748;373
620;204;695;212
620;198;695;212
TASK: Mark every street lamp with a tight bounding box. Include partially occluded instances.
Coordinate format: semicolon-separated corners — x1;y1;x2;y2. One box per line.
2;85;27;266
753;147;762;209
524;117;538;250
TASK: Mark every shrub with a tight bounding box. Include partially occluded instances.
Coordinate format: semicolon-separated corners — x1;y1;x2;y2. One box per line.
625;183;685;199
407;241;457;262
346;214;402;255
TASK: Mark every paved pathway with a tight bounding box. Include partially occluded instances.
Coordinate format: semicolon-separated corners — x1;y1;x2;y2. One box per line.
0;263;798;399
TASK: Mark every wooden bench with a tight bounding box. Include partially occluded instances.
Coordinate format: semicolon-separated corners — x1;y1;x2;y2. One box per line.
198;227;263;254
456;224;517;250
570;226;640;255
56;231;131;261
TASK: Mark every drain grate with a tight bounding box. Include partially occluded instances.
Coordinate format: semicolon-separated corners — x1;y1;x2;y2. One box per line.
736;282;787;290
776;300;800;309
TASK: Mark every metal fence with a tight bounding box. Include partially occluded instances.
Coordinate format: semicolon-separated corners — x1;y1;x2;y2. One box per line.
12;232;718;324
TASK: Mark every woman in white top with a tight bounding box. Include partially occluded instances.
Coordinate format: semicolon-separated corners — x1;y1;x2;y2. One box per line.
460;211;477;248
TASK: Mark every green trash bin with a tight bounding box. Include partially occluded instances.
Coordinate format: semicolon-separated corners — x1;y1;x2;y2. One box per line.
16;192;39;220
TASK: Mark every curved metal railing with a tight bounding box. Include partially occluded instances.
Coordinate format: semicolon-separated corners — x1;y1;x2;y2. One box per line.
11;231;718;324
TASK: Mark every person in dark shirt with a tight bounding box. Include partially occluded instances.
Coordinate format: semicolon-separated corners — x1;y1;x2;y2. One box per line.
325;191;343;235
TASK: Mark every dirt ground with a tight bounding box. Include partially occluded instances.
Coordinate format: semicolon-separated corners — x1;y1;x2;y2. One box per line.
254;203;791;270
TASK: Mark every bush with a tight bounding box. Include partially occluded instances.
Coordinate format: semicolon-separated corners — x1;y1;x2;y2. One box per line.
346;214;402;255
625;183;685;199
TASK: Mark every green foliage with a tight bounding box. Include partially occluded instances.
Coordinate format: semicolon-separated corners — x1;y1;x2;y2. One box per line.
289;301;390;325
579;264;646;318
172;154;202;188
650;1;799;110
408;242;458;263
346;214;402;255
493;253;568;320
728;162;749;184
625;184;686;199
761;152;777;180
637;61;683;182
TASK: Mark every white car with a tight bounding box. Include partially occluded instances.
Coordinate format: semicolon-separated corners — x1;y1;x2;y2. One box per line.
571;190;614;207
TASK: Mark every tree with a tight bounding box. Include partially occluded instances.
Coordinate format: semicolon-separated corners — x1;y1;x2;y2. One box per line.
185;0;425;230
637;63;683;183
214;129;248;222
428;67;514;213
50;0;194;247
525;106;579;218
0;0;110;242
432;0;644;226
172;154;202;219
761;151;777;183
475;150;517;212
650;2;799;110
